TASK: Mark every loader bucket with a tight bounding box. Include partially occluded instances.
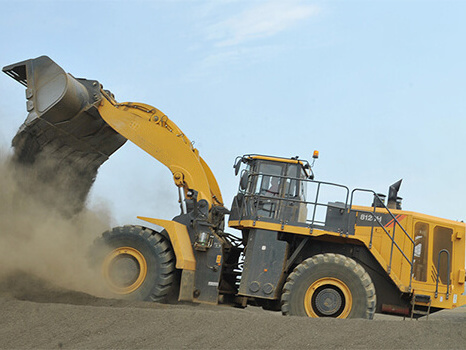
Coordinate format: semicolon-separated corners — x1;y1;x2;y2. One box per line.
3;56;127;215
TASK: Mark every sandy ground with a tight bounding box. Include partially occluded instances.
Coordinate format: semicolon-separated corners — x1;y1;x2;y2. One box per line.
1;273;465;350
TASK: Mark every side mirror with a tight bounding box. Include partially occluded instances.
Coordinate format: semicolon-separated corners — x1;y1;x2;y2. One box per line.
303;163;314;179
240;172;249;190
234;157;243;176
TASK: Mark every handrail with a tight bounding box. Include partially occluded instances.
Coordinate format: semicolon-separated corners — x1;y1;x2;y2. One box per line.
237;172;350;227
349;189;414;245
236;172;416;291
349;188;415;291
435;249;451;299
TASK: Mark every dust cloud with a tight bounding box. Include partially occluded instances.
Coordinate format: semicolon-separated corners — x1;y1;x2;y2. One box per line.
0;147;112;297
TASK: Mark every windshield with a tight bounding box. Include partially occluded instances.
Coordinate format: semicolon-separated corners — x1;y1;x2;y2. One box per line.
251;162;285;196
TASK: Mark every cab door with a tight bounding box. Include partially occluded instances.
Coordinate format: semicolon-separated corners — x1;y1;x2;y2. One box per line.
412;221;454;302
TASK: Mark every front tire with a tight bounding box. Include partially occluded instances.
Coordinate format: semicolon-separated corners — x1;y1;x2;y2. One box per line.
93;225;175;302
281;253;376;319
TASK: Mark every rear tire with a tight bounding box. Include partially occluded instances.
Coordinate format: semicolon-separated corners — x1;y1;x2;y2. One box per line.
92;225;175;302
281;253;376;319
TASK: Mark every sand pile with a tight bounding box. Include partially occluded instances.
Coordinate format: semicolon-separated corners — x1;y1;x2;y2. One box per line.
0;272;465;350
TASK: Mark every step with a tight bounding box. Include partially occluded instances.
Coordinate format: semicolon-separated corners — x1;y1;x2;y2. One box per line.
413;294;431;304
410;294;432;320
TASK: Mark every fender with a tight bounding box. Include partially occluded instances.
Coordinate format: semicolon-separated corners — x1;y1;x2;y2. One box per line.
138;216;196;271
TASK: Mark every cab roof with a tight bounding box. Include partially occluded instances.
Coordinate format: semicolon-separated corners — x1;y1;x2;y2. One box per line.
242;154;310;167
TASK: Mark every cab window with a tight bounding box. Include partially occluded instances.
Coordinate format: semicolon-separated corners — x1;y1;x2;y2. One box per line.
413;222;429;282
253;162;284;196
432;226;453;284
284;165;299;198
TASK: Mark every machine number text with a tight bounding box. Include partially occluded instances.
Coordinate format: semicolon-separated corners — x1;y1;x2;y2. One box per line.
359;213;382;223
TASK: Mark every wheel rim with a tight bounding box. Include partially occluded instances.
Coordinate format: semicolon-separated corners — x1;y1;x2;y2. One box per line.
304;277;352;318
103;247;148;294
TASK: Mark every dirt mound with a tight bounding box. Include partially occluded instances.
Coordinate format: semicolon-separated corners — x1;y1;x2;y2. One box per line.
0;272;465;350
0;272;99;305
0;271;173;309
1;289;465;349
0;271;103;306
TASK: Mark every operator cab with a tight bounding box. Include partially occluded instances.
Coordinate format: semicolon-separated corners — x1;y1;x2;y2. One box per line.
229;155;312;226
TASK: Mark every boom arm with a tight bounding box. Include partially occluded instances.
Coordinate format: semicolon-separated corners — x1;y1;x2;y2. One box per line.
97;95;223;207
3;55;223;212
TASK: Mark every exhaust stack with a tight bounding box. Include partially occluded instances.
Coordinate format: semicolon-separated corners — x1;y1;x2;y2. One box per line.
387;179;402;210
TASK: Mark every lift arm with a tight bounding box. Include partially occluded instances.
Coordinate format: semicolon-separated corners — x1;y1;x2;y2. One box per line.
3;55;223;210
97;95;224;207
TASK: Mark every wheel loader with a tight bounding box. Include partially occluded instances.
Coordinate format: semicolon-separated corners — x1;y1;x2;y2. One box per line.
4;56;466;319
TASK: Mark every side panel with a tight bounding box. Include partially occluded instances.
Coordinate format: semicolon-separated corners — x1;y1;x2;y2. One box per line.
239;229;288;300
192;235;224;304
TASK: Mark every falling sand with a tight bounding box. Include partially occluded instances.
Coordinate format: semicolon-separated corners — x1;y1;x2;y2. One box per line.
0;148;112;297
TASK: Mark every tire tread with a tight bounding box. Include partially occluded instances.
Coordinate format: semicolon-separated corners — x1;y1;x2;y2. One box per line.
281;253;376;319
93;225;176;303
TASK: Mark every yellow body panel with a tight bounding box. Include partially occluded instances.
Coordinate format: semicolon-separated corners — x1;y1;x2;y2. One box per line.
230;205;466;309
138;216;196;271
98;98;223;207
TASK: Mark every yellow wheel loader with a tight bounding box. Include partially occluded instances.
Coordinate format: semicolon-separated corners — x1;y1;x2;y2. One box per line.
4;56;466;319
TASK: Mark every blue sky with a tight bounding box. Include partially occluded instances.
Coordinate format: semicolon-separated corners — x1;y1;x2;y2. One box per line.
1;0;465;227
